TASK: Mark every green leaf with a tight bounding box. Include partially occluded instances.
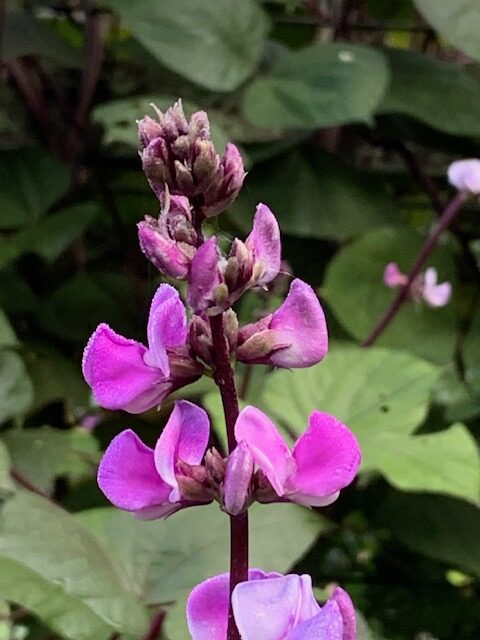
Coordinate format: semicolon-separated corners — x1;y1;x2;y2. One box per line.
377;491;480;578
413;0;480;62
0;310;17;349
103;0;270;92
78;502;328;604
93;96;229;152
259;345;477;499
0;492;148;640
0;149;70;229
242;43;389;129
2;427;99;494
0;441;14;497
379;48;480;136
0;351;34;425
229;149;398;241
324;227;458;363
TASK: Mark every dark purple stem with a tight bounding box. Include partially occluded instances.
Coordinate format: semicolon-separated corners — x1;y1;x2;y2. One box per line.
75;0;103;127
142;609;165;640
361;191;468;347
209;313;248;640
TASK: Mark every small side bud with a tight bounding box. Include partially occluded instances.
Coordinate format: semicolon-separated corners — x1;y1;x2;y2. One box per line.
188;315;213;365
203;143;246;217
204;448;227;483
223;309;239;351
223;441;254;515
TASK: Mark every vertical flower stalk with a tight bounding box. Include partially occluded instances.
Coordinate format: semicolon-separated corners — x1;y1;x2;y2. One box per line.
209;313;247;640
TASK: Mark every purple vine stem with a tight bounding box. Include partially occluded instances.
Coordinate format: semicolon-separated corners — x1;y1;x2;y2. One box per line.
209;313;247;640
361;191;468;347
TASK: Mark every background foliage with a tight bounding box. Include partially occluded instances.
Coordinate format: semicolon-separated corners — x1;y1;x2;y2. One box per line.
1;0;480;638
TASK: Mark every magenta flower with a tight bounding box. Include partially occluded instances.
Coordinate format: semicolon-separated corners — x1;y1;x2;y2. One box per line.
244;202;282;288
235;406;361;507
237;278;328;368
82;284;202;414
187;570;356;640
97;400;211;519
138;194;198;279
383;263;451;308
448;158;480;195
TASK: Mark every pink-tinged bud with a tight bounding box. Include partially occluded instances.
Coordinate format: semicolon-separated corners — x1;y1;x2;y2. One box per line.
189;315;214;365
138;102;245;218
245;203;281;287
204;448;227;483
187;236;222;314
167;345;204;383
383;262;408;288
138;194;197;278
223;441;254;515
448;158;480;195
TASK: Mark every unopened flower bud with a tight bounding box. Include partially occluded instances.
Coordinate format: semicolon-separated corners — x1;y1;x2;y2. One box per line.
168;345;204;383
202;143;246;218
189;315;213;365
137;115;163;147
223;309;239;351
176;475;212;502
204;447;227;483
223;441;254;515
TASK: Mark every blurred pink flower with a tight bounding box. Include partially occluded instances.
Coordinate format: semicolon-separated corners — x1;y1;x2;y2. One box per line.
448;159;480;195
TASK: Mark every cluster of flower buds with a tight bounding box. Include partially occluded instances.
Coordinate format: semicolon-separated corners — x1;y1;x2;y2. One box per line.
383;262;451;308
83;101;362;639
138;100;245;219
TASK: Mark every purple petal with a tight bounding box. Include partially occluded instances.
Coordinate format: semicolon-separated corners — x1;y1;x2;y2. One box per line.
288;600;344;640
187;569;275;640
448;159;480;194
146;284;188;374
235;406;292;497
268;279;328;368
383;262;407;288
154;400;210;502
246;203;281;286
233;574;308;640
223;440;254;515
332;587;356;640
97;430;171;515
289;412;361;505
422;268;452;307
137;220;190;279
187;236;221;313
82;323;170;413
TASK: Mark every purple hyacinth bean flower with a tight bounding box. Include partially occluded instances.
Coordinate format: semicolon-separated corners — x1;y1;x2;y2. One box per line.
97;400;211;519
187;571;356;640
83;284;192;413
235;406;361;507
237;278;328;368
383;262;407;288
245;203;281;286
422;267;452;307
448;159;480;195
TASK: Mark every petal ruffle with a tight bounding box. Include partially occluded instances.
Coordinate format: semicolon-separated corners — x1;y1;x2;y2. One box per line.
246;203;281;286
332;587;356;640
146;284;188;373
288;600;344;640
97;429;170;513
82;323;170;413
269;279;328;368
290;412;361;500
154;400;210;502
235;406;292;497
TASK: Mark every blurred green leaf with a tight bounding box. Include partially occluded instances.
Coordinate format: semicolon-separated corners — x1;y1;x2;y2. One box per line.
78;501;328;604
378;491;480;578
3;427;99;493
103;0;270;92
324;227;458;363
230;149;398;240
413;0;480;62
0;310;17;349
260;345;477;500
0;149;70;229
380;48;480;136
4;11;82;66
0;441;14;497
0;350;33;425
93;95;229;152
0;492;148;640
242;43;389;129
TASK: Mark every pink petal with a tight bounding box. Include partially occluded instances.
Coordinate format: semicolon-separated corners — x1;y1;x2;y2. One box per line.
223;440;254;515
448;159;480;194
82;323;170;413
383;262;407;288
290;412;361;503
137;220;190;279
245;203;281;286
235;406;292;497
268;279;328;368
154;400;210;502
288;600;344;640
146;284;188;374
332;587;356;640
187;570;275;640
422;268;451;307
187;236;221;313
233;574;309;640
97;430;171;514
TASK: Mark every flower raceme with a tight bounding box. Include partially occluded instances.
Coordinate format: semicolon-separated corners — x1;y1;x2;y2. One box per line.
187;570;356;640
82;284;202;414
235;407;361;507
383;262;452;308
